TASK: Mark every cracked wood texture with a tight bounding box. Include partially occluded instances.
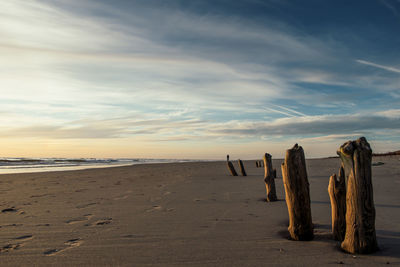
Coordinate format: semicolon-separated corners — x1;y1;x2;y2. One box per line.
281;144;313;241
338;137;378;254
263;153;277;202
328;166;346;241
238;159;247;176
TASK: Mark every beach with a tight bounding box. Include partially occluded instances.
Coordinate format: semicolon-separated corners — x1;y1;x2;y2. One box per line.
0;157;399;266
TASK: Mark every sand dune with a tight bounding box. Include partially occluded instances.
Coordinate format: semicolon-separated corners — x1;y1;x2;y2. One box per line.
0;157;399;266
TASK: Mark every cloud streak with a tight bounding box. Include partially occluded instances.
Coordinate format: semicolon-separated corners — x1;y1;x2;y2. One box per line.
356;59;400;74
2;110;399;144
0;0;399;157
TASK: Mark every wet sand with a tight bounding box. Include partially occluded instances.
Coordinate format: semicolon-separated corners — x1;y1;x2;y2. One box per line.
0;157;399;266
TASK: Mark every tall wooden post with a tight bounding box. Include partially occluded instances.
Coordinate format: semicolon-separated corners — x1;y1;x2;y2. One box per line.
263;153;277;202
281;144;313;241
338;137;378;254
238;159;247;176
328;166;346;241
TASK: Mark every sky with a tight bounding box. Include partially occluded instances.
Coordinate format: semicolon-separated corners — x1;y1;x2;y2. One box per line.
0;0;399;159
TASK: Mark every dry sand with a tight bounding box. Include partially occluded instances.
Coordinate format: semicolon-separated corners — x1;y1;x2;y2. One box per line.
0;157;399;266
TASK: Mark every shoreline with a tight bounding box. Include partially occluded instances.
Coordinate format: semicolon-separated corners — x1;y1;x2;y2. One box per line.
0;154;395;175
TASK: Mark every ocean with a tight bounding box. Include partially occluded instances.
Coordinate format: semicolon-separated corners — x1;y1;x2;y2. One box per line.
0;158;193;174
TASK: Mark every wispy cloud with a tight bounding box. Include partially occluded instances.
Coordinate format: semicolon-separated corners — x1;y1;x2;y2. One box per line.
0;0;399;157
356;59;400;74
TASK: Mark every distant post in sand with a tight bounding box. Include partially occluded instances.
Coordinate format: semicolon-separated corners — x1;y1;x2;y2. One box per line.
263;153;277;202
226;156;238;176
238;159;247;176
328;166;346;241
256;160;263;168
338;137;378;254
281;144;313;241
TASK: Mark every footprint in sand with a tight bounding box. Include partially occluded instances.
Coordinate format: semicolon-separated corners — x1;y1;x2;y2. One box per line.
146;205;162;212
93;218;112;226
0;243;21;253
0;223;23;228
14;235;33;241
75;188;88;193
44;238;83;256
65;214;93;224
113;190;132;200
0;235;33;254
30;193;53;198
1;207;18;213
76;202;97;209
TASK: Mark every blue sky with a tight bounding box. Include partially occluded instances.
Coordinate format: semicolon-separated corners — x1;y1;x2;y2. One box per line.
0;0;399;159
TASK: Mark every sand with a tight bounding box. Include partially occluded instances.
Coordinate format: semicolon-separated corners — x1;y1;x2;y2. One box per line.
0;157;399;266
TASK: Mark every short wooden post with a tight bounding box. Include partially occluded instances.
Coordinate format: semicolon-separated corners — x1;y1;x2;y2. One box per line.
256;161;259;168
281;144;313;240
227;160;238;176
238;159;247;176
338;137;378;254
328;166;346;241
263;153;277;202
272;168;277;178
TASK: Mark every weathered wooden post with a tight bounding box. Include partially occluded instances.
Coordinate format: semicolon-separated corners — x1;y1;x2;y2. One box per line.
328;166;346;241
263;153;277;202
272;168;277;178
281;144;313;240
338;137;378;254
256;161;259;168
226;158;238;176
238;159;247;176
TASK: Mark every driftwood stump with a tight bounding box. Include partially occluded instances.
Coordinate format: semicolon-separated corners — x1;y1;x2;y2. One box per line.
263;153;277;202
281;144;313;241
338;137;378;254
227;160;238;176
328;166;346;241
238;159;247;176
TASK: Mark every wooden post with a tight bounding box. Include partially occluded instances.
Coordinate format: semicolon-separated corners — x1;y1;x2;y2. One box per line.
263;153;277;202
256;161;259;168
338;137;378;254
272;168;277;178
227;160;238;176
238;159;247;176
281;144;313;241
328;166;346;241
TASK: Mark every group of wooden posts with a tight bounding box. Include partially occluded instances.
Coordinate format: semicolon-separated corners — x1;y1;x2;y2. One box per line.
226;137;378;254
